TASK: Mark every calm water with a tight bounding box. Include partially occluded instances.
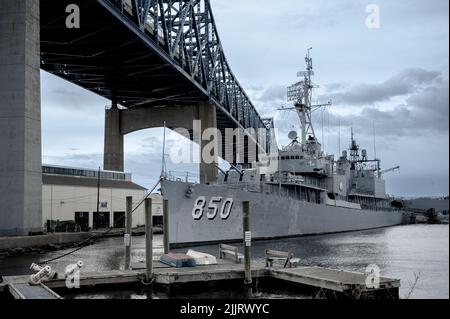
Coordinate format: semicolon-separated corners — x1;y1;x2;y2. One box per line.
1;225;448;299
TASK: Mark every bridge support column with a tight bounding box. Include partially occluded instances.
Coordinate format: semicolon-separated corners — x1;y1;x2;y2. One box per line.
104;106;124;172
103;102;218;183
198;102;218;184
0;0;42;236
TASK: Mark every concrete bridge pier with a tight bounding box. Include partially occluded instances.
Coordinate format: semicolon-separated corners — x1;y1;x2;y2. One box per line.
0;0;43;236
103;101;218;184
197;102;218;184
103;105;124;172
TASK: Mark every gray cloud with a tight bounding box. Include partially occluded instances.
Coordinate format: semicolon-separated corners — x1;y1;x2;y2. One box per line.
322;72;449;137
258;85;286;103
243;83;265;92
242;85;288;117
325;82;350;92
322;69;443;106
255;69;448;138
43;153;104;170
41;71;109;112
140;136;164;153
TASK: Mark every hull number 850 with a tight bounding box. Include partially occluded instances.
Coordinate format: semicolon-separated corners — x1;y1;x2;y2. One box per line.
192;197;234;220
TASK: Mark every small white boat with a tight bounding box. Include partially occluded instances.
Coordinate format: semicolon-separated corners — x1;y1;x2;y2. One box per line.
186;250;218;266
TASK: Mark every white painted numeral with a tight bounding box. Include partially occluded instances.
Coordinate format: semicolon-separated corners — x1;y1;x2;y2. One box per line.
192;197;234;220
192;196;206;220
207;197;222;220
220;198;233;220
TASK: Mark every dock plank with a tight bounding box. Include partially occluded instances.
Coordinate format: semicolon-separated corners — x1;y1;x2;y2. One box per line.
153;263;268;285
45;270;145;289
270;267;400;293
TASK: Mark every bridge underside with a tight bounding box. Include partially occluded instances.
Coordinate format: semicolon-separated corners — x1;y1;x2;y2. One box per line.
41;0;262;182
41;0;241;132
41;1;201;106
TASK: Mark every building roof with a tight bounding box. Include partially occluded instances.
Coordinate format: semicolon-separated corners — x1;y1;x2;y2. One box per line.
42;164;132;182
42;175;147;191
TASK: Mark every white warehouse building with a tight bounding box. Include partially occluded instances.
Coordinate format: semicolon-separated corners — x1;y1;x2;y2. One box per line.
42;165;163;231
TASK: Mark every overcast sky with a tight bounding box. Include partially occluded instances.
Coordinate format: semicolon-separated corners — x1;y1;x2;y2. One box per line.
41;0;449;198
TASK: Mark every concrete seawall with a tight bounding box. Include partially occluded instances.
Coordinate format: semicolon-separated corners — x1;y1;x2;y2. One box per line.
0;233;90;251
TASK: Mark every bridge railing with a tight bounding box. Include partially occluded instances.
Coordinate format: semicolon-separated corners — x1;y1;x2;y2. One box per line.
166;171;199;183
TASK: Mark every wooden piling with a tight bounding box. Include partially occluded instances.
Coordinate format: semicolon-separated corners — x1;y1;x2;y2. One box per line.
163;199;169;254
124;196;132;270
145;198;153;283
242;201;252;285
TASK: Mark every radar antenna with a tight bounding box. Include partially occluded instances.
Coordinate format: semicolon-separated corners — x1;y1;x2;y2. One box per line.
279;48;332;155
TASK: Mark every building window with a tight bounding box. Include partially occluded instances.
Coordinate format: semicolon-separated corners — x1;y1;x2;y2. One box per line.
74;212;89;232
113;212;125;228
93;212;111;229
43;165;127;181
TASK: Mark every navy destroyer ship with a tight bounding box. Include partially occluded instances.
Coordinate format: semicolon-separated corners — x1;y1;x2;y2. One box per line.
161;50;404;247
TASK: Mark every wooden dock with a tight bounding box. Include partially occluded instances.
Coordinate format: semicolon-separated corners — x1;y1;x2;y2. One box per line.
134;260;269;285
7;283;61;299
270;267;401;298
0;270;141;294
0;260;400;299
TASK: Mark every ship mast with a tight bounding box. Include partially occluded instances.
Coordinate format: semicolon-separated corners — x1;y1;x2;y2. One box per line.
350;128;359;162
282;48;331;154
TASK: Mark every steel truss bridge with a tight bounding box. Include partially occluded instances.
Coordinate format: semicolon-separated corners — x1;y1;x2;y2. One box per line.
40;0;274;156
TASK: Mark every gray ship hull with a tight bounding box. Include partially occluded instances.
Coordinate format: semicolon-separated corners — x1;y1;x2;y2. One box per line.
161;180;404;247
